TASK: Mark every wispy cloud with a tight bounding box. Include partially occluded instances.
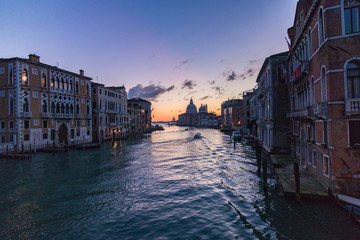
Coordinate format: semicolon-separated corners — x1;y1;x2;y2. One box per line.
181;79;197;89
212;86;224;96
208;80;216;85
238;67;256;80
175;58;192;70
128;84;175;101
200;95;211;100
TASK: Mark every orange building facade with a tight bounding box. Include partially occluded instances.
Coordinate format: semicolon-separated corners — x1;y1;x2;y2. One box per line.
0;54;92;149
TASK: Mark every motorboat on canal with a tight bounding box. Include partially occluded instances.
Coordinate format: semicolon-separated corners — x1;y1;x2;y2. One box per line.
194;133;201;139
335;193;360;224
232;131;242;141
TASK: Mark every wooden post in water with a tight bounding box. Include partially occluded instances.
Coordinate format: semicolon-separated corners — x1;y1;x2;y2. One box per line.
233;139;236;148
294;162;300;199
29;144;31;154
256;144;261;174
22;144;24;158
263;155;268;195
6;145;8;156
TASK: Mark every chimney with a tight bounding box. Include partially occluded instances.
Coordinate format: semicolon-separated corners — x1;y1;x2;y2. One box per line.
29;54;40;63
79;69;84;76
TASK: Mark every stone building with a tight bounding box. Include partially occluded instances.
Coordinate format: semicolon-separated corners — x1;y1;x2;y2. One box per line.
91;83;128;142
287;0;360;196
220;99;244;131
127;100;146;134
128;98;152;133
256;52;289;153
0;54;92;148
178;99;218;128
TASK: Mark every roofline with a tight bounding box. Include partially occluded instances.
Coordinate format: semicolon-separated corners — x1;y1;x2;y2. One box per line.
256;51;288;83
0;57;92;80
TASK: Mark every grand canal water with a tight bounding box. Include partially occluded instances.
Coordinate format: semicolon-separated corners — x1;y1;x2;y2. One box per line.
1;125;359;239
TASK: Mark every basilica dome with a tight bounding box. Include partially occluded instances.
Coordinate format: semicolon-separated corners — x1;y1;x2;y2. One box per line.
186;98;197;114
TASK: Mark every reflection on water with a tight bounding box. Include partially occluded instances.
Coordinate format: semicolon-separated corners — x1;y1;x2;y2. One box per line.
0;125;359;239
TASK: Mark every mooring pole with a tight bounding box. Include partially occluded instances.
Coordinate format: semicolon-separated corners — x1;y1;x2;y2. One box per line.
294;162;300;199
256;145;261;174
263;156;268;195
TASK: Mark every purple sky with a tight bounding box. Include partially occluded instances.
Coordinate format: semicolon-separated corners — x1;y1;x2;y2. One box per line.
0;0;297;121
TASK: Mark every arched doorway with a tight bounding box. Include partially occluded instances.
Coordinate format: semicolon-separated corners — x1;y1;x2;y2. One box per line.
100;130;104;143
58;124;68;145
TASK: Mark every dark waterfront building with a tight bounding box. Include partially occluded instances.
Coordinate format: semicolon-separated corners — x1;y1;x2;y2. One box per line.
127;98;152;133
256;52;289;153
287;0;360;197
177;98;218;128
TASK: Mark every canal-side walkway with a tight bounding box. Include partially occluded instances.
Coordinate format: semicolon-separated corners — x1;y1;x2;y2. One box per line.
270;154;329;200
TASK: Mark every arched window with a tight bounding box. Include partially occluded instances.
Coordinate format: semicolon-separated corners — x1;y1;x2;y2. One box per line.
86;84;89;95
319;8;325;45
310;76;315;105
69;81;73;92
65;103;69;114
76;82;79;94
42;73;47;88
51;102;56;113
61;103;65;113
56;103;60;113
56;77;59;88
42;100;47;113
51;76;55;88
22;69;28;85
76;104;80;114
9;69;13;85
321;67;327;102
346;60;360;99
345;5;360;34
65;80;69;90
9;97;14;114
61;78;64;89
23;98;29;112
70;104;74;114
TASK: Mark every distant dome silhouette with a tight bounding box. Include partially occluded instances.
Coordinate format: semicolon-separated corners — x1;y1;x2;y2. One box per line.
186;98;197;114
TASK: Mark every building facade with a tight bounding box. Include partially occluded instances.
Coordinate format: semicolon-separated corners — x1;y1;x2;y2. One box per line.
220;99;244;131
178;99;218;128
91;83;128;142
0;54;92;148
256;52;289;153
287;0;360;196
128;98;152;133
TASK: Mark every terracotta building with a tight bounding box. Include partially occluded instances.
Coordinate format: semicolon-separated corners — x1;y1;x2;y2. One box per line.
220;99;244;131
0;54;92;148
287;0;360;196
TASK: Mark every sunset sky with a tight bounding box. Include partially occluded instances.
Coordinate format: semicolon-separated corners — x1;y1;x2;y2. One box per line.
0;0;297;121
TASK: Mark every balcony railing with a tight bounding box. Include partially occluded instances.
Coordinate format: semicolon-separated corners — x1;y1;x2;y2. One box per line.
313;102;327;117
76;114;82;119
41;112;52;118
291;61;309;83
345;98;360;114
22;112;32;118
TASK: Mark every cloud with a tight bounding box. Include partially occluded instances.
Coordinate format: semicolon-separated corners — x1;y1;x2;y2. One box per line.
227;71;238;81
237;67;256;80
181;79;197;89
128;84;175;101
200;95;211;100
248;60;257;64
208;80;216;85
212;86;224;96
175;58;192;70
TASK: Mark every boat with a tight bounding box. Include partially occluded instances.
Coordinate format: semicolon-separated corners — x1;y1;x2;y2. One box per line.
335;193;360;224
232;131;242;141
194;133;201;139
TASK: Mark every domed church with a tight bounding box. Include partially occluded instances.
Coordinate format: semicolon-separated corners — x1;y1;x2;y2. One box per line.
177;99;219;128
186;98;197;114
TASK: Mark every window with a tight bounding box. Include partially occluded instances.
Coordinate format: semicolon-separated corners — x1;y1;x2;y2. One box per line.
9;69;14;85
323;155;330;177
22;68;28;85
24;120;30;129
43;120;48;128
43;133;48;139
345;6;360;34
42;100;47;113
0;135;5;143
76;82;79;94
23;98;29;112
51;130;55;140
346;60;360;99
312;150;317;168
76;104;80;114
319;8;325;45
77;120;80;127
321;67;327;102
51;77;55;87
93;88;96;94
9;121;14;130
42;73;47;88
77;129;80;136
71;129;75;138
0;121;4;131
24;134;30;141
87;130;90;136
349;120;360;146
308;28;312;58
51;102;56;113
323;121;328;144
9;97;14;115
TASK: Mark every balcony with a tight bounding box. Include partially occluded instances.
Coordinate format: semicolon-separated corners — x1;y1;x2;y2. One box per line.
313;102;327;118
86;114;92;119
41;112;53;118
109;122;117;127
53;113;74;119
288;106;314;119
75;114;82;119
345;98;360;115
291;61;309;83
21;112;32;118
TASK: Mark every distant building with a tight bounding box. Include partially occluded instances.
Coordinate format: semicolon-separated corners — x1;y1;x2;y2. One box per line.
220;99;244;131
242;89;255;135
0;54;92;148
177;98;218;128
91;83;128;142
128;98;152;132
